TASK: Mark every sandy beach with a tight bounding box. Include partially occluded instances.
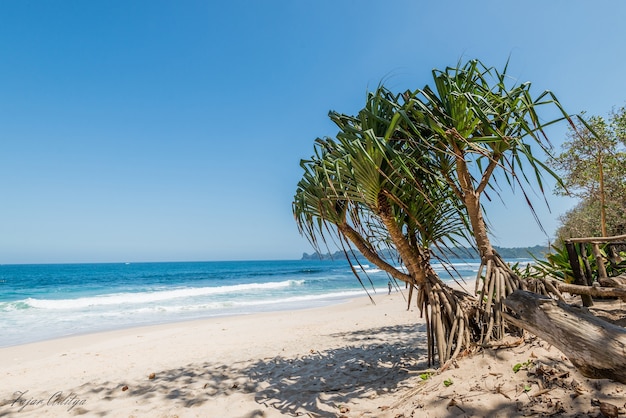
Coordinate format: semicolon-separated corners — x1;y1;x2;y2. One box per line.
1;290;624;417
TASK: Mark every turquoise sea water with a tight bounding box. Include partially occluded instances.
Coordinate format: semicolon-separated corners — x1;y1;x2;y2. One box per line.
0;259;493;348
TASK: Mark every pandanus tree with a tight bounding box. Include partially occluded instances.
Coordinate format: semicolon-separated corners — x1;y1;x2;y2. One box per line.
390;59;571;342
294;60;574;363
293;88;478;365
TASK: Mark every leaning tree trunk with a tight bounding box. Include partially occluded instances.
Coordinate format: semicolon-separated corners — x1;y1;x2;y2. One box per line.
339;216;479;366
503;290;626;384
375;193;479;366
449;145;524;345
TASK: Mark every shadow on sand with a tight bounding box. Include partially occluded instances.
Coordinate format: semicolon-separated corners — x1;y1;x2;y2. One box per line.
8;321;622;418
247;323;429;416
61;323;429;417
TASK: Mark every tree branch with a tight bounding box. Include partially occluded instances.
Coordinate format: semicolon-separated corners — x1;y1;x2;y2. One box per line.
546;278;626;301
476;156;500;195
444;171;464;200
337;222;413;284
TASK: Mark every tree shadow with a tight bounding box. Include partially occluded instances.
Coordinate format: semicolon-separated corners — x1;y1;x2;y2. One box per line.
42;323;429;417
246;323;428;416
72;358;260;414
5;319;623;418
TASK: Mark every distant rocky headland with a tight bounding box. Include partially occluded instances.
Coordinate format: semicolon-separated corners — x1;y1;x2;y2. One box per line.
301;245;549;261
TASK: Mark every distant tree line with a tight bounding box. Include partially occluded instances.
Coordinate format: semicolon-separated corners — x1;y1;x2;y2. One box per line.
301;245;548;261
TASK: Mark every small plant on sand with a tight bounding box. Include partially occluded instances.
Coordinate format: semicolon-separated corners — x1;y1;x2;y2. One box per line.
419;371;435;381
513;359;534;373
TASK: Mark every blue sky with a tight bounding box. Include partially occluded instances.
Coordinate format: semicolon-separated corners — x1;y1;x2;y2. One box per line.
0;1;624;263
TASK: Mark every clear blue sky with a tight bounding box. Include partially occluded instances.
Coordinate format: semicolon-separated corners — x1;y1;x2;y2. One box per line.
0;1;624;263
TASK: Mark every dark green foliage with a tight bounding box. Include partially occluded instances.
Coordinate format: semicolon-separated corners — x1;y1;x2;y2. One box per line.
526;241;626;283
551;106;626;240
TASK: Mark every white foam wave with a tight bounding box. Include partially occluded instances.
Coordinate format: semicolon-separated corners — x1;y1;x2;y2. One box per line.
22;280;305;310
233;289;374;307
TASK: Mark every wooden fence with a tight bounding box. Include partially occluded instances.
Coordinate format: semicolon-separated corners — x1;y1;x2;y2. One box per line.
564;233;626;307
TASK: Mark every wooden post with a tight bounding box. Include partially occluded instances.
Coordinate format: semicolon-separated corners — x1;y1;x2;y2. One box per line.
565;242;593;307
578;242;593;286
579;243;594;285
591;243;608;279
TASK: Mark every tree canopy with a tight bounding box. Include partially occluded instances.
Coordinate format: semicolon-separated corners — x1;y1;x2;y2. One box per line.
551;106;626;239
293;58;574;364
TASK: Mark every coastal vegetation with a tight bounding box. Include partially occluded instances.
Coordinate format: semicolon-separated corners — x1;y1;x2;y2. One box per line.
293;59;573;366
550;106;626;240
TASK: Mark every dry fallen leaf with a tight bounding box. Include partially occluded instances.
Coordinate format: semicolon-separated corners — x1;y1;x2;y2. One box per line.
121;385;129;391
148;373;156;380
599;401;618;418
447;398;466;413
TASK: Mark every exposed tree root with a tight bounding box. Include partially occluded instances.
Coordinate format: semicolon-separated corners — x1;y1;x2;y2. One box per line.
475;254;523;344
415;277;479;366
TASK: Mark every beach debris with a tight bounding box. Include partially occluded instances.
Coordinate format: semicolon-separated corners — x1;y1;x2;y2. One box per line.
338;405;349;413
443;378;453;387
530;388;553;397
446;398;465;413
148;372;156;380
549;399;565;415
593;399;619;418
121;385;129;391
494;383;511;399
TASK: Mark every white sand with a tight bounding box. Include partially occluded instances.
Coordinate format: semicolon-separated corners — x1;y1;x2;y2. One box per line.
1;289;624;417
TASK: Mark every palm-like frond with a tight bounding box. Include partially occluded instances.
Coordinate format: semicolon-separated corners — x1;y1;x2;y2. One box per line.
386;59;572;240
293;87;472;265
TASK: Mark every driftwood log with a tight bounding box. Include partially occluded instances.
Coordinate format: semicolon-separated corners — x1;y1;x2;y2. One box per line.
502;290;626;384
599;275;626;289
544;279;626;301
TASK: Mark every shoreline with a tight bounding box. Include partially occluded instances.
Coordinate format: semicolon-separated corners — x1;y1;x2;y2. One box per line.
1;292;426;417
2;258;482;349
0;289;389;349
3;276;475;350
3;281;621;417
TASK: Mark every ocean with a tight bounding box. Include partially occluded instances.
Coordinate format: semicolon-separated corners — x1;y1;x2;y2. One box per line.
0;258;494;348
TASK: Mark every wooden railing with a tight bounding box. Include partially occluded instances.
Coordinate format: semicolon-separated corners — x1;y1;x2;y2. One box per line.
564;234;626;307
